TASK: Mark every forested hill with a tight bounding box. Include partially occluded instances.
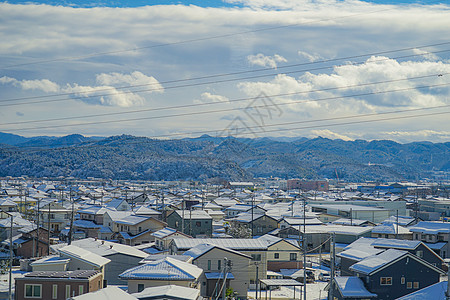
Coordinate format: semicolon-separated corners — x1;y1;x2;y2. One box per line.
0;132;448;181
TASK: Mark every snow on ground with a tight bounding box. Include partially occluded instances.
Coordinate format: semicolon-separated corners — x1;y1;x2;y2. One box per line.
0;268;25;299
248;281;328;300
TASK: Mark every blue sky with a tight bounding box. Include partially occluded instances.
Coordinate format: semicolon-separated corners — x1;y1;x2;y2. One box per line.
0;0;449;142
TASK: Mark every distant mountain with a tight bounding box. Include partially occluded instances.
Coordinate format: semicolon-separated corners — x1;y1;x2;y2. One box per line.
0;132;104;148
0;132;448;181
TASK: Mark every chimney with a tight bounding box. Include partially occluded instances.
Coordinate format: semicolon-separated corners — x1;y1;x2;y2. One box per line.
110;245;113;249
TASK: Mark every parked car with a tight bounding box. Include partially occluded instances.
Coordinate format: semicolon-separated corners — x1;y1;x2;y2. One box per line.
318;272;331;281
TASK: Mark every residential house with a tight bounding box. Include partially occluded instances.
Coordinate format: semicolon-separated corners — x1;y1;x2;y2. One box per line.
119;257;203;293
114;215;166;245
105;198;131;211
409;221;450;258
167;210;212;238
36;199;71;233
58;245;110;276
228;213;278;237
151;227;191;251
183;243;251;298
0;198;17;212
52;238;148;285
225;204;266;218
330;249;445;300
257;235;302;271
14;270;103;300
170;238;267;290
371;222;413;240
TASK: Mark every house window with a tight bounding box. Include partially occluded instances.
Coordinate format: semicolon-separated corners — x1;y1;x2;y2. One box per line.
52;284;58;299
380;277;392;285
290;253;297;261
274;253;280;259
208;260;211;270
416;250;423;258
138;284;145;292
79;285;84;295
218;260;221;270
401;277;405;284
66;285;71;298
414;282;419;289
251;254;261;261
414;233;419;239
407;282;413;289
138;227;142;232
25;284;41;298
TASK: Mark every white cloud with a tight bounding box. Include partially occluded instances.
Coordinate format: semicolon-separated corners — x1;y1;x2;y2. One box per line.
297;50;323;62
247;53;287;69
0;71;163;108
0;2;449;140
0;76;60;93
310;129;354;141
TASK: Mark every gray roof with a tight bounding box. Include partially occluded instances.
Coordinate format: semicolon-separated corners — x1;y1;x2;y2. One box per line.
183;243;250;260
173;210;212;220
172;238;268;251
132;284;199;300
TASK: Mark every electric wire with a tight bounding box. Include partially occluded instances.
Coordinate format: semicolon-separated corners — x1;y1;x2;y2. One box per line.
3;82;449;132
3;41;450;103
1;49;449;107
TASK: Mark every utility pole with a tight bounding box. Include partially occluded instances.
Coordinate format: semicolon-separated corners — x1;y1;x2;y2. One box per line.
303;197;306;300
3;211;13;300
222;257;229;300
47;202;51;255
255;262;259;300
68;186;74;245
36;199;40;257
251;193;255;237
329;232;336;300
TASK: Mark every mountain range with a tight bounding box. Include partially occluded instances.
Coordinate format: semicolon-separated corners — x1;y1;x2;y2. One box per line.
0;132;448;182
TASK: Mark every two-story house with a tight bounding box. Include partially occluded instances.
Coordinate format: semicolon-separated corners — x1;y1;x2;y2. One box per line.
409;221;450;258
167;210;212;238
330;249;445;300
183;243;251;298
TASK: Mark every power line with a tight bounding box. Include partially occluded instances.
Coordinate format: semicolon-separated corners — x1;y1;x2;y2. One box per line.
2;81;448;132
152;107;450;139
1;49;449;108
0;2;427;70
0;72;447;127
3;41;450;103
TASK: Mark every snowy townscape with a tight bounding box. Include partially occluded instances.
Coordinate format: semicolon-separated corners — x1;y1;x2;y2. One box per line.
1;177;450;300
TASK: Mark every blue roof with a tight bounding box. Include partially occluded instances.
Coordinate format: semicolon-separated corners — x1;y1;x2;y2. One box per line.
205;272;235;279
118;257;202;281
73;219;101;229
334;277;377;298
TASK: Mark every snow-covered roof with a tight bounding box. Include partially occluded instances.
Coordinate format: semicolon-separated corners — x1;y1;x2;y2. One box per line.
183;243;250;260
371;239;421;250
173;210;212;220
396;281;447;300
73;219;102;229
372;223;410;235
409;221;450;234
383;215;415;226
30;255;70;266
349;249;407;275
337;247;384;262
332;218;371;226
59;245;111;268
132;284;199;300
119;257;202;281
52;238;148;258
115;215;150;226
151;227;177;239
172;238;267;251
334;277;377;298
72;286;137;300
